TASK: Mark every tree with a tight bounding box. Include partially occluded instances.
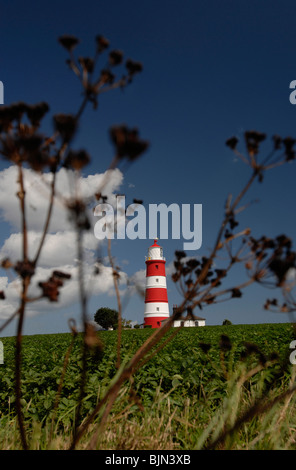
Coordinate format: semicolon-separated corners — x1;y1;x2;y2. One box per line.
94;307;118;330
222;319;232;325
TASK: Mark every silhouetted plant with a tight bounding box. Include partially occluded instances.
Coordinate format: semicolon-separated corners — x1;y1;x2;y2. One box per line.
0;33;147;449
171;133;296;320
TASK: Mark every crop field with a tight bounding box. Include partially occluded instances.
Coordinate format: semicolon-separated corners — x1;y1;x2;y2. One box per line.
0;322;295;450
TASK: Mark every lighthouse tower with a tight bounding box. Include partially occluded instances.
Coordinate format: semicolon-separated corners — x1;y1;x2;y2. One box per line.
144;239;170;328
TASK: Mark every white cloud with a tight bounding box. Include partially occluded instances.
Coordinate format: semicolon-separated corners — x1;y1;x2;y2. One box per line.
0;165;124;232
0;262;128;320
0;276;19;319
0;231;99;267
130;268;146;290
0;165;128;321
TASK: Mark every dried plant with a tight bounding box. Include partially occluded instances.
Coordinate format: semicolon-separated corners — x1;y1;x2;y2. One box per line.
171;131;296;319
0;33;147;449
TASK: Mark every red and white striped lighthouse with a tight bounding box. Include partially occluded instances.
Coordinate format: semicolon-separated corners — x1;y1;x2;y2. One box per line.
144;239;170;328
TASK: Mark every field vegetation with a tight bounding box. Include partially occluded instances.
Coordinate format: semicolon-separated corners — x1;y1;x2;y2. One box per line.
0;323;295;450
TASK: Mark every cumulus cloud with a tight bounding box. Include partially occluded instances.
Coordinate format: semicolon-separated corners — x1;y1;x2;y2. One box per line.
129;268;146;297
0;262;128;320
0;165;123;232
0;231;99;267
0;276;18;319
0;165;127;321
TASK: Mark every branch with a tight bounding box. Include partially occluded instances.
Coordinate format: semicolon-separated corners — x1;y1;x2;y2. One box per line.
107;237;122;369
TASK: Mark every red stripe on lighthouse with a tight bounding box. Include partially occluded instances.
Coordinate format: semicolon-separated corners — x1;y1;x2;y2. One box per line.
144;317;166;328
146;260;166;277
145;287;168;303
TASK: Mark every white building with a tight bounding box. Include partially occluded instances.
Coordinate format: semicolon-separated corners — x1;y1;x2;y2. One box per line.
172;314;206;327
161;308;206;328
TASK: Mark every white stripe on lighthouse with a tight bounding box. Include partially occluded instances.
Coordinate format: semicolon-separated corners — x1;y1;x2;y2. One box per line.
145;275;167;288
144;302;170;315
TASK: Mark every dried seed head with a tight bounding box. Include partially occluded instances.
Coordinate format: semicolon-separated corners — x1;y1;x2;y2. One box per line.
225;136;239;150
186;258;200;270
79;57;95;73
283;137;296;161
215;269;227;279
38;280;60;302
0;102;29;130
244;130;266;157
15;260;35;279
171;272;181;283
269;253;296;286
95;35;110;53
16;134;43;152
53;113;77;143
175;250;186;260
38;270;71;302
100;69;115;85
27;150;51;172
125;59;143;76
63;149;90;170
231;288;242;298
110;124;149;161
58;35;79;52
26;102;49;126
109;49;124;66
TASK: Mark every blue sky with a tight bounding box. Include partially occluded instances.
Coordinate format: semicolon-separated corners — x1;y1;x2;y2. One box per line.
1;0;296;335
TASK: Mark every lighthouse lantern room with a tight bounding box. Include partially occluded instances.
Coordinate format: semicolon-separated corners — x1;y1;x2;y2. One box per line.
144;239;170;328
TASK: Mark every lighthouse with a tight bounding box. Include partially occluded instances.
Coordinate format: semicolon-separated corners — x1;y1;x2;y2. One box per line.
144;239;170;328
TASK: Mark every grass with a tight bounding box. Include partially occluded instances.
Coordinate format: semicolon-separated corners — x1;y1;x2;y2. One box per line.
1;383;296;450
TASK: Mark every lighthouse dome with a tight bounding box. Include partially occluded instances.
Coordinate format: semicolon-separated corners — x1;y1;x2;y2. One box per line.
146;239;164;260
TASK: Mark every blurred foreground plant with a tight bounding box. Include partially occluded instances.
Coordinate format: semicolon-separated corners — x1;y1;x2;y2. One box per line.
0;33;147;450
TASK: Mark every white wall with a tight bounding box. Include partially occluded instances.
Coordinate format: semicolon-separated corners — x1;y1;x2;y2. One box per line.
173;320;205;327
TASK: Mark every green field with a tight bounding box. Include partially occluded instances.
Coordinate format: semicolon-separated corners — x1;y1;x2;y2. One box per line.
0;322;295;450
